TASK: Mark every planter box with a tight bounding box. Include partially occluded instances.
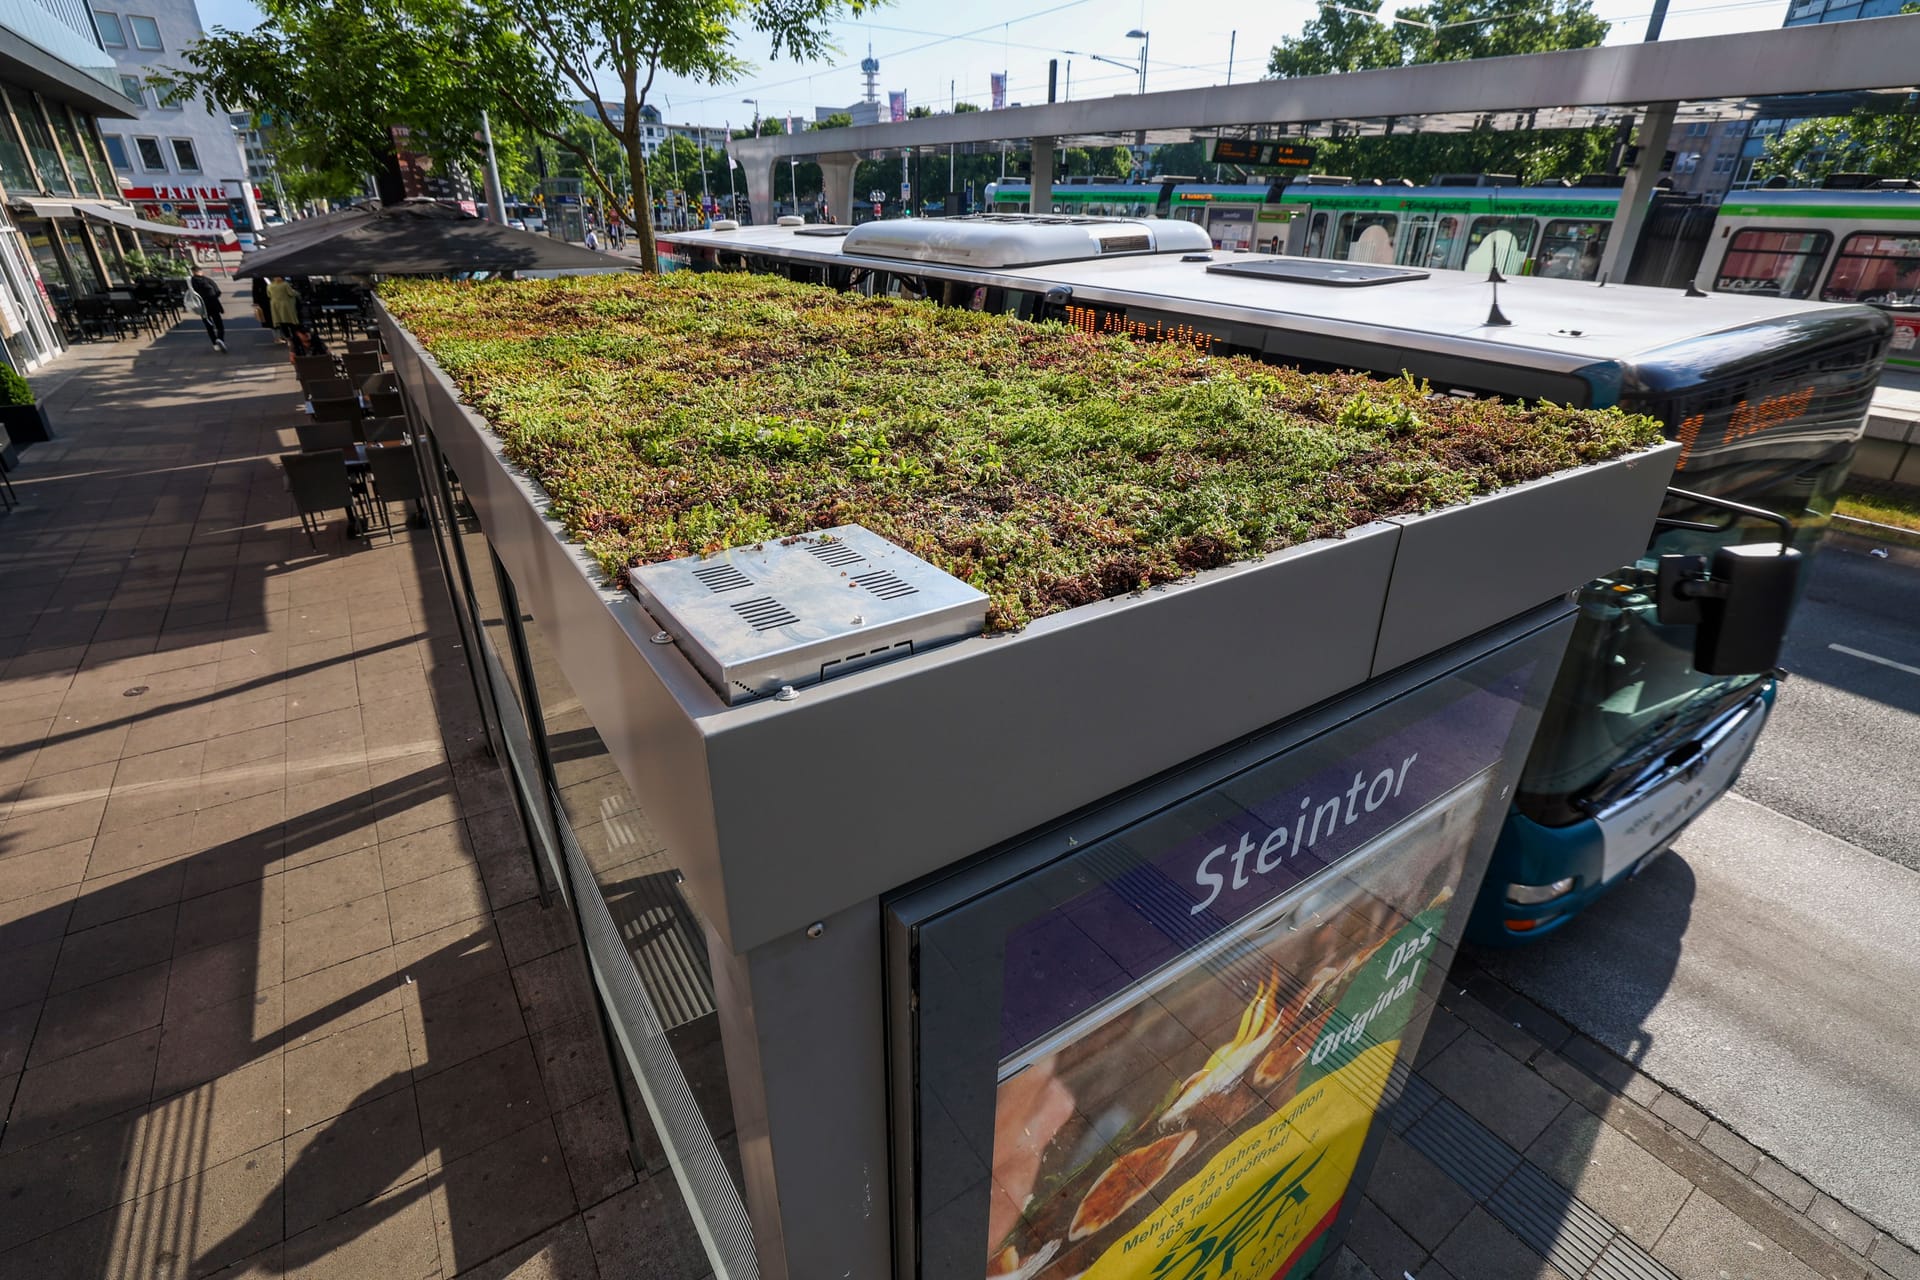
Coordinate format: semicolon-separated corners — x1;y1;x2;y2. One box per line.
380;300;1681;957
0;403;51;467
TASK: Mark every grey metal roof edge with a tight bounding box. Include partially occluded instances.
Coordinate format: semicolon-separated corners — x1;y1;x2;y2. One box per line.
382;298;1678;955
731;14;1920;165
0;28;136;119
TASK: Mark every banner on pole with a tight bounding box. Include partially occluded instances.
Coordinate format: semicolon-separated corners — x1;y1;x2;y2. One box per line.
889;91;907;122
990;73;1007;109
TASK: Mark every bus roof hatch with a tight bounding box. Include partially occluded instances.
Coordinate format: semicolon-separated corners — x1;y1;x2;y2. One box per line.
840;214;1211;269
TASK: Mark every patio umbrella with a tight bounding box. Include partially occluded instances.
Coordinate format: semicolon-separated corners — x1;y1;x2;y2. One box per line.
235;200;627;278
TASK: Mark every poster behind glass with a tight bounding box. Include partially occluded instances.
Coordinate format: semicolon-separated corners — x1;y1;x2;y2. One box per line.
984;778;1487;1280
899;623;1566;1280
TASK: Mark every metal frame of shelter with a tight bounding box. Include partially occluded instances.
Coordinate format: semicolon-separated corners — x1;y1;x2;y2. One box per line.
727;13;1920;279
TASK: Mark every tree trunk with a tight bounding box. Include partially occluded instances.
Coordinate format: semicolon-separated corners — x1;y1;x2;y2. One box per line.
626;128;658;273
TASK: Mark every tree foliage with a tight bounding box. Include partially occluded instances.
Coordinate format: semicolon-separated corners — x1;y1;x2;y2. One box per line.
1265;0;1614;184
160;0;877;272
1756;111;1920;186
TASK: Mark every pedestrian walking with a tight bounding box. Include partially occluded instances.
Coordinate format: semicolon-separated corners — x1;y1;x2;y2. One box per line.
585;223;600;252
251;274;270;330
266;276;301;343
188;266;227;352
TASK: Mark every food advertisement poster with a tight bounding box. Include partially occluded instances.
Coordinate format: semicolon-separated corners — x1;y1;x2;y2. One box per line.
981;778;1488;1280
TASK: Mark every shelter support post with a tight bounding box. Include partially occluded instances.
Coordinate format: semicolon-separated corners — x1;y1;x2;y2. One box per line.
1029;136;1056;215
715;899;892;1280
819;153;859;224
1596;101;1678;284
746;163;776;225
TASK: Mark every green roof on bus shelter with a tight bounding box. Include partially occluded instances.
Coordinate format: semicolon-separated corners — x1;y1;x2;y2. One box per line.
383;271;1661;631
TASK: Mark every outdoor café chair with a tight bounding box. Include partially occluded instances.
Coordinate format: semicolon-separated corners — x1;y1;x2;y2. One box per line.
294;420;357;454
359;371;398;397
341;353;383;382
109;294;156;339
366;444;424;538
73;297;119;341
365;391;404;419
344;338;382;356
363;416;409;444
302;377;353;403
280;449;357;547
308;397;361;428
292;355;337;385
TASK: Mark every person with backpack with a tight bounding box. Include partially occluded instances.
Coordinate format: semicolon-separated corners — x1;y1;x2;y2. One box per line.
188;266;227;352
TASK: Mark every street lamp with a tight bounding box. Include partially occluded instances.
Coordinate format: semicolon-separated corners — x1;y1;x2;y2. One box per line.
1125;29;1148;97
1325;3;1501;31
742;98;760;131
1070;31;1149;98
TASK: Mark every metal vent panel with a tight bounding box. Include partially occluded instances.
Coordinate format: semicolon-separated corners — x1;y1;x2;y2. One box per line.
630;525;988;704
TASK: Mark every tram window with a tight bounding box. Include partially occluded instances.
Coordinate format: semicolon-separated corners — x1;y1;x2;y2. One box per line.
1464;217;1537;275
1305;212;1328;257
1819;230;1920;305
1715;228;1831;298
1396;214;1463;270
1534;219;1611;281
1333;213;1398;264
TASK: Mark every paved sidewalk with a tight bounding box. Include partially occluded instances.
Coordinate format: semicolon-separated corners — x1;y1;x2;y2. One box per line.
1324;951;1917;1280
0;294;703;1277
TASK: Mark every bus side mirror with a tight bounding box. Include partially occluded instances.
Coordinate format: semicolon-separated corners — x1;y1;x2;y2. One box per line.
1657;544;1801;676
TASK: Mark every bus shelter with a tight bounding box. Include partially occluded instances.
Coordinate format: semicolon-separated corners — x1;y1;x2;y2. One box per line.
381;302;1679;1279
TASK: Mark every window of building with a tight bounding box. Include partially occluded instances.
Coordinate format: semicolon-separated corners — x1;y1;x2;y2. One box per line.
170;138;198;171
128;14;163;49
8;88;71;196
48;104;101;196
135;136;166;171
1714;228;1831;298
1686;121;1710;137
1821;230;1920;304
0;99;35;194
119;74;145;108
102;134;130;169
94;10;126;45
1713;154;1736;175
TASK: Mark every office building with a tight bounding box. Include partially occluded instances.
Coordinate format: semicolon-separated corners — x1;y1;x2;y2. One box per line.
89;0;261;234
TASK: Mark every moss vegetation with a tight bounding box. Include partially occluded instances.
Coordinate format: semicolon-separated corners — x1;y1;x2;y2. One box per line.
383;272;1663;631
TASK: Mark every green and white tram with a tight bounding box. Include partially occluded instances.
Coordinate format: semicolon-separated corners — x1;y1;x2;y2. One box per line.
663;213;1891;944
1280;185;1626;281
1700;188;1920;367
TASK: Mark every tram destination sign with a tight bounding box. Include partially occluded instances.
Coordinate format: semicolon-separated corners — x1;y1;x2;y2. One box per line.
1209;138;1317;170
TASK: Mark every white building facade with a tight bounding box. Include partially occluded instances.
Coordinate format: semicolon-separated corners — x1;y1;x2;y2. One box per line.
89;0;260;234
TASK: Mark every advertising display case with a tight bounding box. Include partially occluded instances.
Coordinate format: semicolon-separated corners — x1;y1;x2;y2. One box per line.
889;611;1568;1280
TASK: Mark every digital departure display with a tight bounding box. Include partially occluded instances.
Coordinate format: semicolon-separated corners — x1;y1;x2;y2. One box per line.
1208;139;1318;170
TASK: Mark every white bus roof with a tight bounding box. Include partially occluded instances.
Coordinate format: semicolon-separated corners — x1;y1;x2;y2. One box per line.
664;219;1874;375
838;215;1210;268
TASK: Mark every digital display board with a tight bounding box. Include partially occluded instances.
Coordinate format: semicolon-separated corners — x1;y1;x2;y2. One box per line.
1208;139;1318;170
896;624;1567;1280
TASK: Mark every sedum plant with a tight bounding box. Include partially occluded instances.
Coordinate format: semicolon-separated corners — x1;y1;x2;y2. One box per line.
383;272;1663;631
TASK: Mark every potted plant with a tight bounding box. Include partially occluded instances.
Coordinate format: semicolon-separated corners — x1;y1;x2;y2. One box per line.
0;362;50;468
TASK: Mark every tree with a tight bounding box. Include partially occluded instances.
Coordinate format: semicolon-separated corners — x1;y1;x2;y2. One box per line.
162;0;877;273
815;111;853;129
1757;112;1920;186
1265;0;1613;184
907;105;932;119
953;101;981;113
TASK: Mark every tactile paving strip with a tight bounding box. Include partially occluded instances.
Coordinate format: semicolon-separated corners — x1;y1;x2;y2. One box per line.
1380;1066;1681;1280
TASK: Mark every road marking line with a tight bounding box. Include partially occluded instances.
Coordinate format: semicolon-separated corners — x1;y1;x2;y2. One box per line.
1829;642;1920;678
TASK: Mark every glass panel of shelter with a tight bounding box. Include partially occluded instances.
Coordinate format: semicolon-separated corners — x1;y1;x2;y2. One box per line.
411;426;754;1268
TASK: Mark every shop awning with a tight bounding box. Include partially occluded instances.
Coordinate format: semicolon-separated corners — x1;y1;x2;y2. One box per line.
15;198;75;219
79;202;237;243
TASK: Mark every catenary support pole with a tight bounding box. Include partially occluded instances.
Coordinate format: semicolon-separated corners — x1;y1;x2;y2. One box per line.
480;111;507;223
1595;101;1678;284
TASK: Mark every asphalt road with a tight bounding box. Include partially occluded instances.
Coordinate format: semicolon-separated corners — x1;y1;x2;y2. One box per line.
1477;531;1920;1249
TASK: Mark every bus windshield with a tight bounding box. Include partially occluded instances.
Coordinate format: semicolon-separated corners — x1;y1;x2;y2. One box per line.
1513;329;1882;824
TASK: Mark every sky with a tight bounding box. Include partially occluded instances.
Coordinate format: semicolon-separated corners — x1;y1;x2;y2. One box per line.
192;0;1794;131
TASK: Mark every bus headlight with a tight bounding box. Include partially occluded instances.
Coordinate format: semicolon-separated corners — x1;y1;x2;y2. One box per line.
1506;877;1577;906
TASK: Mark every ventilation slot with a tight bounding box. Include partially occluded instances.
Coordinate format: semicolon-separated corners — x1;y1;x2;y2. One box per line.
850;570;919;600
805;541;866;567
730;596;799;631
692;563;754;593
